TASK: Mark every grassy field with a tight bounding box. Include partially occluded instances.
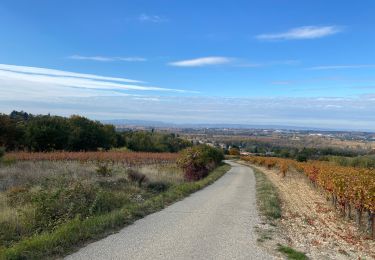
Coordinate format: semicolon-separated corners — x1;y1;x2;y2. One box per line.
0;152;229;259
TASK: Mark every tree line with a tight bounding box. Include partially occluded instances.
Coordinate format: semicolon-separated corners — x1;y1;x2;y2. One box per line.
0;111;191;152
237;140;364;161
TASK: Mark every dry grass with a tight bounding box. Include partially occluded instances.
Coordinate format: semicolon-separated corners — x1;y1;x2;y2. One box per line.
0;159;183;250
247;162;375;260
0;161;183;191
0;160;229;259
136;164;184;183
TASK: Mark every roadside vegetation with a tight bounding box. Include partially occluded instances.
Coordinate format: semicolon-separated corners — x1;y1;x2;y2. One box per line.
277;244;308;260
250;163;308;259
177;145;224;181
0;145;228;259
252;167;281;221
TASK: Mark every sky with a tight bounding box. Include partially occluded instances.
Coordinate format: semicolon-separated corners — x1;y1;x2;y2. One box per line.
0;0;375;130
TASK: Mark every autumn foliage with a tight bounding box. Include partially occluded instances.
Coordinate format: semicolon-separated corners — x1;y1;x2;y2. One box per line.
228;147;240;156
177;145;224;181
242;156;375;214
5;151;178;166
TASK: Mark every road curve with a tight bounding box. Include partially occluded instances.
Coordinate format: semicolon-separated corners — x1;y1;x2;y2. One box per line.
66;161;273;260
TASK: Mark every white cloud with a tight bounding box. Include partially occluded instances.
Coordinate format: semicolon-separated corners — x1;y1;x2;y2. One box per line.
169;57;233;67
256;26;342;40
138;14;165;23
0;70;182;92
0;64;192;98
169;58;299;68
308;64;375;70
68;55;147;62
0;63;142;83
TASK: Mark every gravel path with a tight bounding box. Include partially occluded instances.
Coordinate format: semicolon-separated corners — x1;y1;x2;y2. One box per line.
66;161;273;260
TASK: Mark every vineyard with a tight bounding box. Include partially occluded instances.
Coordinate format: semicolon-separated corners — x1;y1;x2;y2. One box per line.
242;156;375;238
4;151;178;166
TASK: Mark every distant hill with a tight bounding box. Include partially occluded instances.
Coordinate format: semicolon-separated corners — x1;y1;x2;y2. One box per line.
101;119;364;132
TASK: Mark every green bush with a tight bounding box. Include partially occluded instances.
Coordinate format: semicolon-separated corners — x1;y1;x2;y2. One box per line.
89;191;128;215
177;145;224;181
146;181;170;193
32;182;98;230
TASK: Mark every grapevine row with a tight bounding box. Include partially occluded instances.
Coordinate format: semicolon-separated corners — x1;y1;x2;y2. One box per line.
242;155;375;237
5;151;178;166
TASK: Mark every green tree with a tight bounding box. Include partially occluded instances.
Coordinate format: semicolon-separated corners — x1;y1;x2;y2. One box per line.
68;115;116;151
25;116;71;151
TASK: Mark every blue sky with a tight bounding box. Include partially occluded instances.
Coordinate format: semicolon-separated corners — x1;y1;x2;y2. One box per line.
1;1;375;130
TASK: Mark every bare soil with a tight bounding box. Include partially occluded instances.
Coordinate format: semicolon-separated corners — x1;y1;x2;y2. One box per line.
244;162;375;260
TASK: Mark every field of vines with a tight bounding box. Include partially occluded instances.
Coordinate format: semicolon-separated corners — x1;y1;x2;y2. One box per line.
242;155;375;238
4;151;178;166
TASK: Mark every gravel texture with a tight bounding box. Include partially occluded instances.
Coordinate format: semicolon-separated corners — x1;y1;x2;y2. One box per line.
66;161;273;260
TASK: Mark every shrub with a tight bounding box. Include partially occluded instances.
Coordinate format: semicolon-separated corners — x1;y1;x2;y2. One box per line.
6;186;31;205
127;169;148;187
228;147;240;156
146;181;170;193
0;146;5;160
97;178;128;190
177;145;224;181
32;182;98;230
89;191;127;215
96;163;113;177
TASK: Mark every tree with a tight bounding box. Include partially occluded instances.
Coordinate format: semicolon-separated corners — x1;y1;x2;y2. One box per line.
0;113;26;150
25;116;70;151
121;131;191;152
68;115;115;151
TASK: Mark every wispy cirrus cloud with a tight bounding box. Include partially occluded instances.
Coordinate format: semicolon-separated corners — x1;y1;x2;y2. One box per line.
68;55;146;62
0;64;192;97
168;57;234;67
0;63;142;83
256;26;342;40
308;64;375;70
138;14;166;23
